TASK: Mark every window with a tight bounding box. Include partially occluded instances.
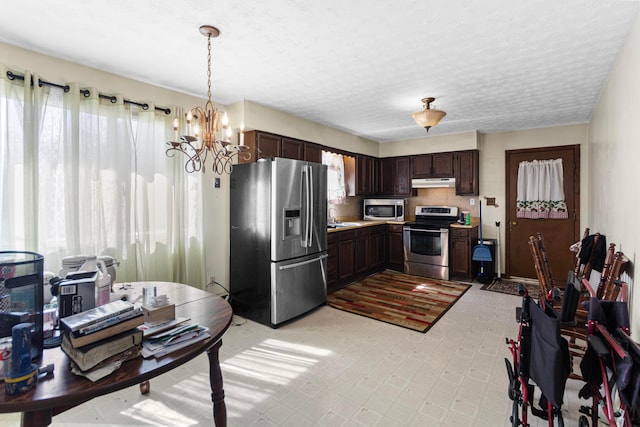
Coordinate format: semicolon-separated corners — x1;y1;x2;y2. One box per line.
0;68;204;286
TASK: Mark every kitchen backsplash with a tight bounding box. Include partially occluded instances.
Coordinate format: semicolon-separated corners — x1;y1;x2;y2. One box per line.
328;188;480;221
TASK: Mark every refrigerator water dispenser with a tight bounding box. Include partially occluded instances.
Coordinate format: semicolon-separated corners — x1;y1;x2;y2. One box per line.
283;209;301;238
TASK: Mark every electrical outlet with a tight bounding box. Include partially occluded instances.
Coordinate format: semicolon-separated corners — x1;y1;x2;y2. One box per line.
209;275;216;285
470;198;475;206
214;178;220;188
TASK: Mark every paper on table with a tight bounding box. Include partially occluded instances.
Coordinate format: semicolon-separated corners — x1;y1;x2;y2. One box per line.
137;317;190;337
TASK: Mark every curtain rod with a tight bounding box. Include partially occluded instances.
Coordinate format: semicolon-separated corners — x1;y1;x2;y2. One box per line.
6;70;171;115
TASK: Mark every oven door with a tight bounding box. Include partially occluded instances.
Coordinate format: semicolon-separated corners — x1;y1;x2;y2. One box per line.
403;226;449;265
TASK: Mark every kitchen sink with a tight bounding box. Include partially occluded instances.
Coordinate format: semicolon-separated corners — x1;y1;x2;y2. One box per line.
328;221;363;228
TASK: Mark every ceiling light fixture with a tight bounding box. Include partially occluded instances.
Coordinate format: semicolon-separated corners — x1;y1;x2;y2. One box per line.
166;25;250;174
412;97;446;132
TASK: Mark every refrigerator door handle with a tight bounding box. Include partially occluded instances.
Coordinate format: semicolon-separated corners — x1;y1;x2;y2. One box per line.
301;165;311;248
308;164;314;248
278;254;328;271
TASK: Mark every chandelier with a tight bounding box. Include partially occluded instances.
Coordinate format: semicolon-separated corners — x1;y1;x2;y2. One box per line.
411;97;446;132
166;25;250;174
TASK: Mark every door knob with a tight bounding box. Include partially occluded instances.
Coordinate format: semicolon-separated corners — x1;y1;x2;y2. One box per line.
511;221;518;226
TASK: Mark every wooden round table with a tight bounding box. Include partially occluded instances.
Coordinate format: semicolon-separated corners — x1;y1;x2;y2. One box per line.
0;281;233;427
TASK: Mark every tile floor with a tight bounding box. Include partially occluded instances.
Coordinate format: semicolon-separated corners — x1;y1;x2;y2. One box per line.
2;281;589;426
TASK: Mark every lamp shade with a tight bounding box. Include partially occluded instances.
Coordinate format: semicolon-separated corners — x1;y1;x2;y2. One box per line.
412;97;446;132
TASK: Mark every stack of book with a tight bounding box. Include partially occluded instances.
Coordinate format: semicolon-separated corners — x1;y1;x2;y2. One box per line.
60;300;144;375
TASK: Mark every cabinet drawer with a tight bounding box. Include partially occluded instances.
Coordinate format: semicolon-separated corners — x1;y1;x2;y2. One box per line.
355;227;370;238
328;233;339;244
338;229;357;241
450;228;471;238
387;224;404;234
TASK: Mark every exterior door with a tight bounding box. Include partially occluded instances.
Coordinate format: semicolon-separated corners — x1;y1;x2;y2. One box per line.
505;145;580;281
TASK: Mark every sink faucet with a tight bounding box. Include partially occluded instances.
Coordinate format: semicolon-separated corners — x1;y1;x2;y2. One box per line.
329;207;337;223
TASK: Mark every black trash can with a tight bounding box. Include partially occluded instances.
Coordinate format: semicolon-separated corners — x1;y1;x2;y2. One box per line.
0;251;44;361
473;239;496;284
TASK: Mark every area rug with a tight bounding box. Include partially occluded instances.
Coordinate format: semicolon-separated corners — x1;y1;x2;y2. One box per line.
480;278;541;299
327;270;470;333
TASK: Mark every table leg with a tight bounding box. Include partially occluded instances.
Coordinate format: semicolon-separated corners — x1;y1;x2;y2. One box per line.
207;339;226;427
140;380;150;394
22;409;52;426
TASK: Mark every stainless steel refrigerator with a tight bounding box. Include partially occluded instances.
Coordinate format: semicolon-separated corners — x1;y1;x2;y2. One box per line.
229;157;327;327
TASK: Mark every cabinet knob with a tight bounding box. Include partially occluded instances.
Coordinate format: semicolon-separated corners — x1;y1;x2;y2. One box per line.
511;221;518;226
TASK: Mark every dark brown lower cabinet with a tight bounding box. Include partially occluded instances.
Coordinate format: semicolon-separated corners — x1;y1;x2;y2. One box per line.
355;228;370;275
337;229;356;284
327;223;401;293
327;233;339;294
449;226;479;280
386;224;404;271
368;225;386;270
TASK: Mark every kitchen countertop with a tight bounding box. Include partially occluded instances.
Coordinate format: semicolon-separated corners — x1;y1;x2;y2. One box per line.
327;219;404;232
450;222;479;229
327;217;479;232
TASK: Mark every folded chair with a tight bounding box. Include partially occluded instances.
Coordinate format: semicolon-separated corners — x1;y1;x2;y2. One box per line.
529;233;629;382
529;233;588;380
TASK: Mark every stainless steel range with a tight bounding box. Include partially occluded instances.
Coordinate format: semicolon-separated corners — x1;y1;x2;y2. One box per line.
403;206;459;280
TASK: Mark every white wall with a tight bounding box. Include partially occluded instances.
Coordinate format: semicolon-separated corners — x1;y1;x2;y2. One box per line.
588;14;640;333
239;100;380;156
379;131;479;157
0;42;205;109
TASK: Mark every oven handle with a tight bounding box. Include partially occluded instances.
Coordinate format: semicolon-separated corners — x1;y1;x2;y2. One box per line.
405;228;449;233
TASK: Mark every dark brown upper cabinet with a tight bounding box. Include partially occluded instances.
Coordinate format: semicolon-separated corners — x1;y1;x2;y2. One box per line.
281;137;304;160
356;155;375;195
240;130;280;163
378;156;413;196
454;150;479;196
304;142;323;163
412;153;454;178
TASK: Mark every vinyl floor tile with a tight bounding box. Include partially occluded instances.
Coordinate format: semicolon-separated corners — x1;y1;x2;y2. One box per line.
0;282;592;426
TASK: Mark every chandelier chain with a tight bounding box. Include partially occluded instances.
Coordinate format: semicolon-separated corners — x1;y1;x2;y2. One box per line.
207;35;212;102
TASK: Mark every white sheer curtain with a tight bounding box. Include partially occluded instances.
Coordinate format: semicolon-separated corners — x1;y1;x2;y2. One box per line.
0;64;204;287
516;158;569;219
322;151;346;204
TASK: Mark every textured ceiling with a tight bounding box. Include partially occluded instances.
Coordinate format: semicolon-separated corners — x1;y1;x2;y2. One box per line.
1;1;638;142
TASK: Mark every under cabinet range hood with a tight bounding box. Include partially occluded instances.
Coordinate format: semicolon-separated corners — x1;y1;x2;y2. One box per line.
411;177;456;188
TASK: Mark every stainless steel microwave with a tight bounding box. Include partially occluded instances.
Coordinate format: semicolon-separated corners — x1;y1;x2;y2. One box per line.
363;199;405;221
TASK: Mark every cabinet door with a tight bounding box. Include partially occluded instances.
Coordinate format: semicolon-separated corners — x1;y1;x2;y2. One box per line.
281;138;304;160
386;229;404;271
455;150;479;196
355;231;369;275
395;157;412;195
432;153;454;177
304;143;323;164
327;234;339;293
356;156;374;195
338;231;356;283
257;133;281;160
378;158;395;195
412;154;433;178
368;226;385;270
449;227;478;280
450;237;471;277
